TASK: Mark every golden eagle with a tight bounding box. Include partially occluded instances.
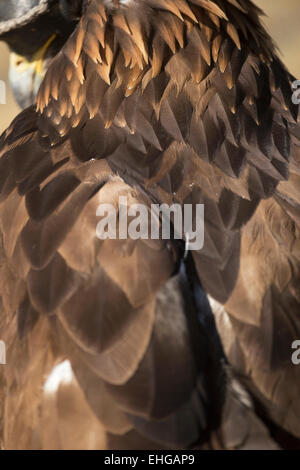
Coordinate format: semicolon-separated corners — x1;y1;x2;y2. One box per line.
0;0;299;450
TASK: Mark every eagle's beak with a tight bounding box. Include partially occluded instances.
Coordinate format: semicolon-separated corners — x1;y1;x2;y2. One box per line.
0;0;80;109
9;34;57;109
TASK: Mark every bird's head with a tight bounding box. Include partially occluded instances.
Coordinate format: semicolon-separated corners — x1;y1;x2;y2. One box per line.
0;0;83;108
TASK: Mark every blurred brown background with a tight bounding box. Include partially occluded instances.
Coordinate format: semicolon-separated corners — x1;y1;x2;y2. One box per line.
0;0;299;133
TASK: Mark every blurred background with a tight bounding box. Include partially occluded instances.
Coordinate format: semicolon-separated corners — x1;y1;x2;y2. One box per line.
0;0;299;133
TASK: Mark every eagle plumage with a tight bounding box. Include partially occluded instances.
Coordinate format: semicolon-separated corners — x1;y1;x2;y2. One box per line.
0;0;299;449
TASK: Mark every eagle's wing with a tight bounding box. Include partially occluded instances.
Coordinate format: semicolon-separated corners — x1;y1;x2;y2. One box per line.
0;0;299;448
212;128;300;443
0;105;278;450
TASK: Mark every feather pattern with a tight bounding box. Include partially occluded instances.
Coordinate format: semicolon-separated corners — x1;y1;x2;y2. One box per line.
0;0;300;449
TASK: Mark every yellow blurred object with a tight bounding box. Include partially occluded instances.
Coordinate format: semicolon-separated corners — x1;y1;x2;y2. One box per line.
260;0;300;78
